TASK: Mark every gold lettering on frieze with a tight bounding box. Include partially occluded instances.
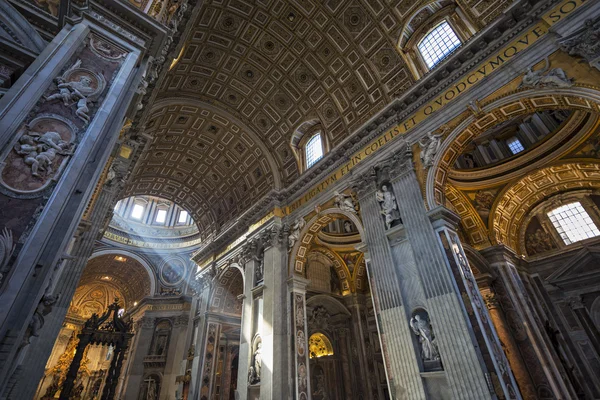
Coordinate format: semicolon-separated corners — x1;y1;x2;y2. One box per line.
283;0;585;214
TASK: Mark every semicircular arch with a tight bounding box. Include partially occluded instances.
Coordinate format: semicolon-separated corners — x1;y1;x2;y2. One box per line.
89;249;157;296
426;87;600;210
490;161;600;252
289;207;365;276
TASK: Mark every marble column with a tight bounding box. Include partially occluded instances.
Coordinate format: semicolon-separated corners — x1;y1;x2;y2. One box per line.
0;16;147;396
352;172;426;400
480;245;574;399
288;275;311;400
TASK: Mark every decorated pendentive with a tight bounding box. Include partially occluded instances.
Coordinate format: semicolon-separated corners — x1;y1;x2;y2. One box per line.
160;257;187;286
0;115;77;193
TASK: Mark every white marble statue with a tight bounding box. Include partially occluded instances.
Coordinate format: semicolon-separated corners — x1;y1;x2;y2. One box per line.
419;131;443;169
410;314;440;361
254;342;262;380
375;185;401;229
147;379;157;400
521;58;573;89
333;191;357;214
288;217;306;250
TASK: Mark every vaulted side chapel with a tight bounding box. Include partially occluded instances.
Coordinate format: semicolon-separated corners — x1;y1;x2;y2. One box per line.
1;0;600;399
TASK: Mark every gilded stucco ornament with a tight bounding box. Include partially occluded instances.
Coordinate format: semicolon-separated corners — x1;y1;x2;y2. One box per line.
520;58;573;89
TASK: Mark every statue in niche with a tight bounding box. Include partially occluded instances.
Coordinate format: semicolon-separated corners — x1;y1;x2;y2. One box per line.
376;184;401;229
410;312;440;362
520;58;573;89
147;379;157;400
330;267;340;294
333;191;358;214
248;340;262;384
419;130;443;168
288;217;306;251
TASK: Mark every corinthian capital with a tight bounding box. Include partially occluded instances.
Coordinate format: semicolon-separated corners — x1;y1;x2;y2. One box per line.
558;18;600;70
351;167;378;198
380;141;413;181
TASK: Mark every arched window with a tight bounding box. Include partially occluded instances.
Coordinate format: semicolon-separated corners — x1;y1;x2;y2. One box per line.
398;4;476;80
305;133;324;168
547;202;600;245
131;203;145;220
417;20;461;69
290;121;329;173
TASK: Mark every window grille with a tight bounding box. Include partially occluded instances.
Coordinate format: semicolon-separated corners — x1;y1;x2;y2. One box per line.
548;202;600;245
305;133;324;168
418;21;461;69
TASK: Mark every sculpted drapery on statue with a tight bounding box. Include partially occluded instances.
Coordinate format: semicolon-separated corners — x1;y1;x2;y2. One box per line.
410;312;440;362
333;191;358;214
375;185;401;230
520;58;573;89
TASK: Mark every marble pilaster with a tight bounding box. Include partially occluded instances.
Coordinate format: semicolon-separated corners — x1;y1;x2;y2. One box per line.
0;19;145;397
288;275;311;400
361;145;509;399
352;170;426;400
259;223;288;400
481;246;578;399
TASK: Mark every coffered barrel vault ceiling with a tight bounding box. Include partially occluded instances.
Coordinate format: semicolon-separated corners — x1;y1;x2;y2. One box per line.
126;0;512;237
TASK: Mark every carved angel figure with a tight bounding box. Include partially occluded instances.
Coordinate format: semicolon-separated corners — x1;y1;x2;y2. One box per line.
375;185;401;229
419;131;443;168
333;191;357;214
410;314;440;361
14;130;72;177
288;217;306;250
520;58;573;89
